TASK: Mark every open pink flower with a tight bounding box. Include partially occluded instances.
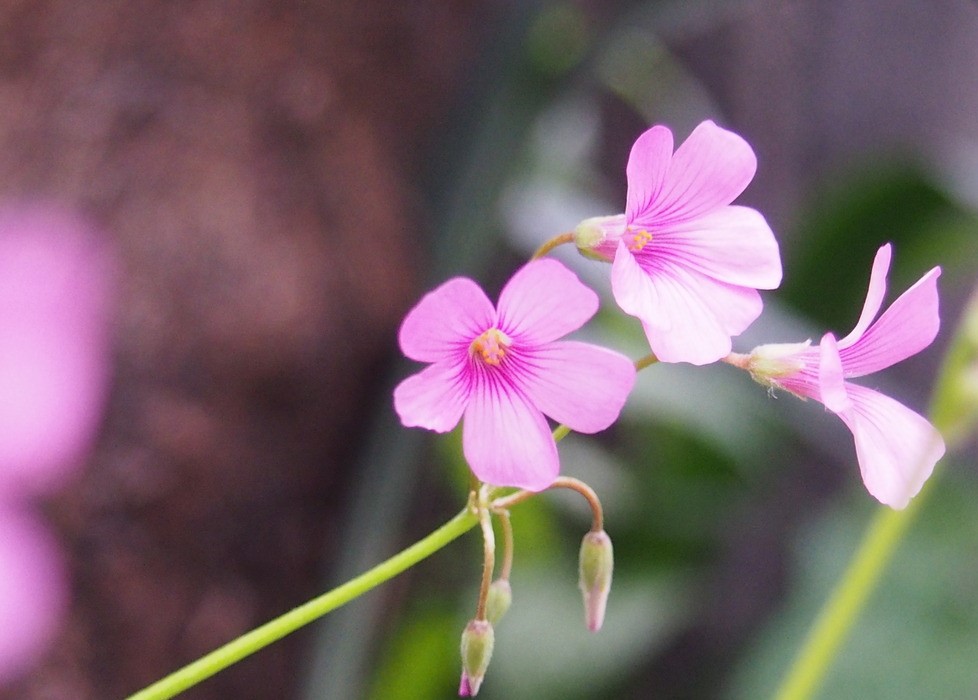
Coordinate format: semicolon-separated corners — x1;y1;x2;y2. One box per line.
394;259;635;491
574;120;782;365
738;244;944;509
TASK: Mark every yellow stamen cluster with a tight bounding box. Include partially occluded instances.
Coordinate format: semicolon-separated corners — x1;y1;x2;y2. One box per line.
628;228;652;252
470;328;511;367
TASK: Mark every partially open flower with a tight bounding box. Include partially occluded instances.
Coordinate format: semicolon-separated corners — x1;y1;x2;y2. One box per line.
738;244;944;509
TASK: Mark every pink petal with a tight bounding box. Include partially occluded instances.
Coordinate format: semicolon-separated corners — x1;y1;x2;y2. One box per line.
835;384;945;509
462;385;558;491
837;244;891;348
631;121;757;228
0;211;111;496
650;205;782;290
518;341;635;433
612;243;762;365
398;278;495;363
393;362;469;433
840;267;941;377
0;507;67;683
818;333;851;412
625;125;674;223
496;259;598;344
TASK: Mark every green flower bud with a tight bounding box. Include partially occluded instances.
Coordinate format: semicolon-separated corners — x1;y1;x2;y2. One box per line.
485;579;512;625
578;529;613;632
459;619;494;696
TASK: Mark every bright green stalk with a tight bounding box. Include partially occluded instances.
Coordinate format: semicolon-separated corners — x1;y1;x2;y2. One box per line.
127;508;478;700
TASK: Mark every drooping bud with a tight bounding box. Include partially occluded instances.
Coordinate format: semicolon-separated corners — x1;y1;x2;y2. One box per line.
578;529;614;632
459;619;494;696
485;579;512;625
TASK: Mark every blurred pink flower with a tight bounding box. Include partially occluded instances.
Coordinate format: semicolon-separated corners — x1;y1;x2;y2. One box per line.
0;507;67;682
394;259;635;491
0;206;112;683
739;244;944;509
574;120;782;365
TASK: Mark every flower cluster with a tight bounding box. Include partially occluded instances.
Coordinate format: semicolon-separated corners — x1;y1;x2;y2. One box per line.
0;208;111;684
392;120;946;695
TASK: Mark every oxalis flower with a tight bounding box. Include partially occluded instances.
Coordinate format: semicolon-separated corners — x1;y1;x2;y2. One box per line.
574;120;782;365
733;244;944;509
394;259;635;491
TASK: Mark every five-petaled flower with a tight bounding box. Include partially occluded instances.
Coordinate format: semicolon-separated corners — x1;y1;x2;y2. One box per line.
734;244;944;509
394;259;635;491
574;120;782;365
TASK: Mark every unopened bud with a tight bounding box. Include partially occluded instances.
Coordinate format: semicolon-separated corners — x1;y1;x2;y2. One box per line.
572;214;625;262
485;579;512;625
578;529;614;632
459;619;494;696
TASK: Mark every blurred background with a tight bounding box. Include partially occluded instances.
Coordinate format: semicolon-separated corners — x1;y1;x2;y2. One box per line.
1;0;977;698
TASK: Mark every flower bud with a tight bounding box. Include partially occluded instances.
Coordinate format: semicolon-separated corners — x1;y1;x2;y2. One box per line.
485;579;512;625
459;619;494;696
572;214;625;262
578;529;613;632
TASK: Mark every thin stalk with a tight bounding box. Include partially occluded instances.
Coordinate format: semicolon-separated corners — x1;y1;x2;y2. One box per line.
127;508;478;700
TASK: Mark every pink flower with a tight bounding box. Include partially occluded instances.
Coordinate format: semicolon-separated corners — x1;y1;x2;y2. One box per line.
0;207;112;683
0;208;112;496
574;120;782;365
739;244;944;509
394;259;635;491
0;507;67;682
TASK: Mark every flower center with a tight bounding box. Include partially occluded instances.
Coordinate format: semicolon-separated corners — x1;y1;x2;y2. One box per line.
470;328;511;367
626;228;652;252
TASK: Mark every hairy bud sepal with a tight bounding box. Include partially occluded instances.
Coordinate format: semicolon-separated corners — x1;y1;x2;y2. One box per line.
459;619;494;696
578;529;614;632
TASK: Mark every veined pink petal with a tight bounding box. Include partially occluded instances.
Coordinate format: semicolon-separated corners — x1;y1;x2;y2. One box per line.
840;267;941;377
612;243;762;365
496;259;598;344
0;507;67;683
393;362;469;433
625;126;674;224
817;334;850;412
631;121;757;228
518;341;635;433
463;385;558;491
650;205;782;289
838;244;891;348
398;278;495;363
836;384;946;509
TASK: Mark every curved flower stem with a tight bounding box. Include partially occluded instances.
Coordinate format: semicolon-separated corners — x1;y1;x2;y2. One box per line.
551;477;604;532
126;508;479;700
772;490;927;700
474;486;496;620
633;352;659;371
497;509;514;580
530;232;575;260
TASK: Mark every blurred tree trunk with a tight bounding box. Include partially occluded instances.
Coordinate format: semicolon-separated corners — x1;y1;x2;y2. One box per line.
0;1;490;697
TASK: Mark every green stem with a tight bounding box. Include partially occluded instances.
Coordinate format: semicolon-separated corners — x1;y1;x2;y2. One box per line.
772;489;926;700
530;232;575;260
126;508;479;700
